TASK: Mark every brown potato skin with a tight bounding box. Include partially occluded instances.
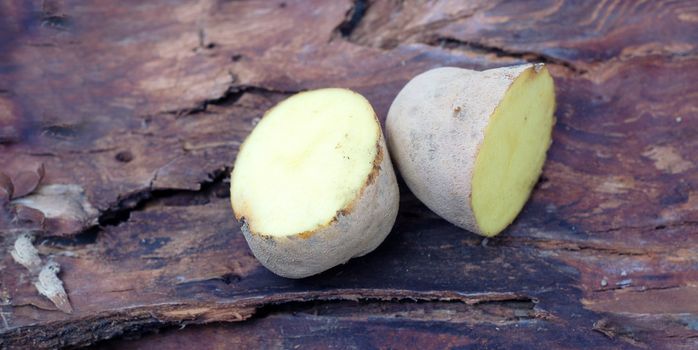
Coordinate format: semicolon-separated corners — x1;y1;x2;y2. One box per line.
386;64;543;236
238;133;399;278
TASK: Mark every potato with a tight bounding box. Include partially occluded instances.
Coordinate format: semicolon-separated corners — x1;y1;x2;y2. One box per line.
231;88;399;278
386;64;556;237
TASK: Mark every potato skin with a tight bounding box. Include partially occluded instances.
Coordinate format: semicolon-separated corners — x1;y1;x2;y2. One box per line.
239;133;399;278
386;64;535;236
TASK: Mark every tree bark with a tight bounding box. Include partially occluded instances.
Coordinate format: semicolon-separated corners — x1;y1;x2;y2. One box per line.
1;0;697;349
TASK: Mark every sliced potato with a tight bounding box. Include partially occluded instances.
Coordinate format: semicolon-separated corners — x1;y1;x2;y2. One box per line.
231;88;399;278
386;64;556;237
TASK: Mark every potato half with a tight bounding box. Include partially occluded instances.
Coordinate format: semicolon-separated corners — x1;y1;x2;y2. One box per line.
231;88;399;278
386;64;556;237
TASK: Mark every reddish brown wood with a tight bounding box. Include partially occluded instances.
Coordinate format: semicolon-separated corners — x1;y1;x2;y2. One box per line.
1;0;697;349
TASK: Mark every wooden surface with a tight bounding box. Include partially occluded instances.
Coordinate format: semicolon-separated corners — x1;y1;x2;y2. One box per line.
1;0;697;348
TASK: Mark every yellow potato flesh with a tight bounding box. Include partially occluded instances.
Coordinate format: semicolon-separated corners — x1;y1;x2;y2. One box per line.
231;88;379;237
471;67;556;236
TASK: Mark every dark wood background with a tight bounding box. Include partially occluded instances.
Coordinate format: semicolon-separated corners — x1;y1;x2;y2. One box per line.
1;0;697;349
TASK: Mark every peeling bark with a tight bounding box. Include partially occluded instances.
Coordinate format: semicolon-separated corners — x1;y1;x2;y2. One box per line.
34;262;72;314
10;234;41;272
9;234;73;316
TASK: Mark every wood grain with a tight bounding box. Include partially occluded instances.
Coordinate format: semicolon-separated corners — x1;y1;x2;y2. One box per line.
1;0;697;349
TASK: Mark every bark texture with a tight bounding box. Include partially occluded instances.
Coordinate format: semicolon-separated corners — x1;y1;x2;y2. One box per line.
0;0;697;349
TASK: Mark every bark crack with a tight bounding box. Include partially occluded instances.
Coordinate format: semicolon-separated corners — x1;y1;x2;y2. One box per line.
594;284;685;293
426;36;587;74
161;84;299;117
506;237;657;257
584;220;698;238
39;166;231;248
0;289;550;348
335;0;368;38
97;167;230;228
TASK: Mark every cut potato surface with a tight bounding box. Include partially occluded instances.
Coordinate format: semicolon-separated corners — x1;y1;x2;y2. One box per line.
231;88;399;278
472;67;556;236
386;64;555;237
232;88;379;237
